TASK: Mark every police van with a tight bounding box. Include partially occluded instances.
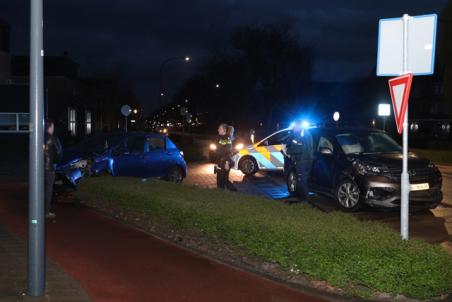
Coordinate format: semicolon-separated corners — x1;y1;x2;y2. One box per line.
232;128;291;175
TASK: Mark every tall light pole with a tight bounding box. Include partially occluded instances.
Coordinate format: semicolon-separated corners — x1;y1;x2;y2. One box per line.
28;0;45;296
159;56;190;100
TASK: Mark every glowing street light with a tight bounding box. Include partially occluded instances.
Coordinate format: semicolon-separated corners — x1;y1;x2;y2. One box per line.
184;56;190;61
215;83;220;88
333;111;340;123
133;109;138;114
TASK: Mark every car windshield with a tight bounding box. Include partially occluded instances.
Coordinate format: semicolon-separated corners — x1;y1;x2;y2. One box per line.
72;134;125;154
336;132;402;155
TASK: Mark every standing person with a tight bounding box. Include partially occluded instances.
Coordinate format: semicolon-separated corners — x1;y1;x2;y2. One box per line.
44;119;63;218
215;123;236;191
284;124;314;203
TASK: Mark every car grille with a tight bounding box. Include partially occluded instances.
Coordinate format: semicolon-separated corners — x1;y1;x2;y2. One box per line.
388;167;433;182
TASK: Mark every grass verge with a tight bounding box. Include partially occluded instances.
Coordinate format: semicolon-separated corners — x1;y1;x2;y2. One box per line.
76;177;452;300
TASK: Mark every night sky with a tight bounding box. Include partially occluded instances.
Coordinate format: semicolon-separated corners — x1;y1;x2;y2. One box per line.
1;0;449;112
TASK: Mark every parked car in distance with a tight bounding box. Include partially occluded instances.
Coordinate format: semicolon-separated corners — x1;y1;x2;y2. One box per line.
285;127;443;211
55;132;186;190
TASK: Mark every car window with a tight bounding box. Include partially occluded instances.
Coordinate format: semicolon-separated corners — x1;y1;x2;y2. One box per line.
317;136;334;152
127;136;146;154
111;140;127;156
146;137;165;151
260;130;290;146
336;132;401;155
166;138;178;150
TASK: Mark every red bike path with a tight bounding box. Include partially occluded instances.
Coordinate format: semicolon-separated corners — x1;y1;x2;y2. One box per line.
0;182;330;302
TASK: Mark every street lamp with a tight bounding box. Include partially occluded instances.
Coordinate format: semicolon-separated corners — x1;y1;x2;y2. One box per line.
378;104;391;131
333;112;340;126
159;56;191;100
215;83;220;88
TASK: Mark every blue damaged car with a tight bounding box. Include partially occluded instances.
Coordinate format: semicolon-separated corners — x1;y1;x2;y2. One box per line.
55;132;187;190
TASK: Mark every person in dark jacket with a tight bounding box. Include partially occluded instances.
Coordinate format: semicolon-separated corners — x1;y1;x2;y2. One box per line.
44;119;63;218
215;123;236;191
283;125;314;202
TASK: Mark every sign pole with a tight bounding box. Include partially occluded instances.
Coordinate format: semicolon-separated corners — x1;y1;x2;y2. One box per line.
28;0;46;296
400;14;410;240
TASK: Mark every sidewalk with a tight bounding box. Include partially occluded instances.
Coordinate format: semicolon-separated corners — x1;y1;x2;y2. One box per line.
0;225;90;302
0;181;330;302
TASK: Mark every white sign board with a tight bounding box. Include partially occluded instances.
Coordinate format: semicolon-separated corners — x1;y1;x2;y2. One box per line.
378;104;391;116
377;14;437;76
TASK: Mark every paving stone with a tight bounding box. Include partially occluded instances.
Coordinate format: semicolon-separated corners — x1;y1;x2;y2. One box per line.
0;226;91;302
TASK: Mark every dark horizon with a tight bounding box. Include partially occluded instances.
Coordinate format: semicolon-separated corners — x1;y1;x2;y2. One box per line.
1;0;449;113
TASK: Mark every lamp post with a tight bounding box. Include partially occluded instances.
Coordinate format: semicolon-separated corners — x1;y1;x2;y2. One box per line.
28;0;45;296
159;56;190;100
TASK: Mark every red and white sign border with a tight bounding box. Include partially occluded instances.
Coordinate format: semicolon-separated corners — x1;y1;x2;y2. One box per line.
388;73;413;134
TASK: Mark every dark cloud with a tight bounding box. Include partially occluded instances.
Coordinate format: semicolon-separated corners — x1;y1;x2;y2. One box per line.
1;0;448;112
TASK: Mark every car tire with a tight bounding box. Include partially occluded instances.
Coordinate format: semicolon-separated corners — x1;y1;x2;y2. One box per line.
239;157;258;175
335;179;363;212
286;169;298;197
166;166;184;183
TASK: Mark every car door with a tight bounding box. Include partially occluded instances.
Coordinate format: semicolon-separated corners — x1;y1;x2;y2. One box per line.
310;134;336;192
112;136;146;177
254;130;290;170
141;136;168;178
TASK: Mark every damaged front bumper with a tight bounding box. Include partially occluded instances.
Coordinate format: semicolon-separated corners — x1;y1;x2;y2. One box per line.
358;175;443;209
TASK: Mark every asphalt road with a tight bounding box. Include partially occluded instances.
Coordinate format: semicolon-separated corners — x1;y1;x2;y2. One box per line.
185;163;452;253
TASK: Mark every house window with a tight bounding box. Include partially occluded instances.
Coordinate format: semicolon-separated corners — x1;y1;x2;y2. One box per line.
68;107;77;136
85;111;92;135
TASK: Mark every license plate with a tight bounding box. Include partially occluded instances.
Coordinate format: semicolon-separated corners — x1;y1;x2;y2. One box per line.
410;183;429;191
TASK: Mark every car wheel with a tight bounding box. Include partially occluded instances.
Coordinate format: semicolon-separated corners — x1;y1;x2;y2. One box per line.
167;167;184;183
239;157;258;175
335;179;362;212
286;170;298;196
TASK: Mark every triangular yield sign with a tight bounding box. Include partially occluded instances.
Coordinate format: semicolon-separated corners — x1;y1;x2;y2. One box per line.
388;74;413;134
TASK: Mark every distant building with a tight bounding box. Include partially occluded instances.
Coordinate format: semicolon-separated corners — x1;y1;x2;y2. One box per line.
0;20;138;140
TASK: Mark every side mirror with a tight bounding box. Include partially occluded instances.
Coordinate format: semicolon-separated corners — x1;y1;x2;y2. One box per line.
319;147;333;155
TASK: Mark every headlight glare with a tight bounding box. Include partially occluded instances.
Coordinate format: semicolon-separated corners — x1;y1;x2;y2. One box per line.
235;143;244;151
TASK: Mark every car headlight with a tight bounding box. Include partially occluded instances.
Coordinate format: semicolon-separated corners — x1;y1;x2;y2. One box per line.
353;161;388;176
209;143;217;151
180;151;184;157
235;143;244;151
